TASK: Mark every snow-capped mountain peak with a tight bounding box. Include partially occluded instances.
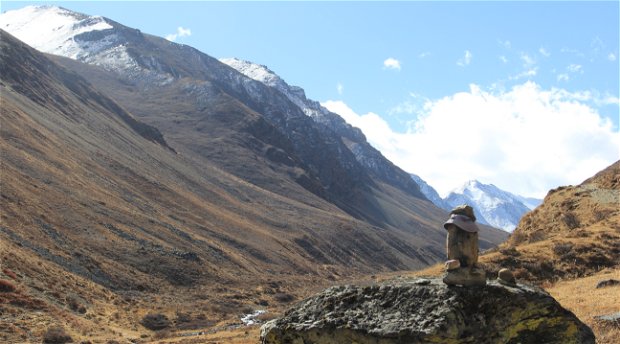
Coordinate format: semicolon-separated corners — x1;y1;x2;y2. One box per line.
1;5;179;84
1;5;113;60
456;180;508;209
411;175;542;232
445;180;541;232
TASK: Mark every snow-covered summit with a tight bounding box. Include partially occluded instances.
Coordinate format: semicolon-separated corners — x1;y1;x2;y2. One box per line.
1;5;113;60
1;5;175;83
444;180;541;232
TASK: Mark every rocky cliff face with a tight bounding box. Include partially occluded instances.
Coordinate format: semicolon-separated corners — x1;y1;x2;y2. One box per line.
261;278;595;344
222;57;426;200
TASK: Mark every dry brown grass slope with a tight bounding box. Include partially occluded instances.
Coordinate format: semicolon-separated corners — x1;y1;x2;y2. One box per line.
483;160;619;283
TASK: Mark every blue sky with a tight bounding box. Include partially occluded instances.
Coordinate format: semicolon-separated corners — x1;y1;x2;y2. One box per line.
2;1;619;197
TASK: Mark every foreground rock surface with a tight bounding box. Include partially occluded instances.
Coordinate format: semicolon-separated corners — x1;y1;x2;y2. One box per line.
261;278;594;344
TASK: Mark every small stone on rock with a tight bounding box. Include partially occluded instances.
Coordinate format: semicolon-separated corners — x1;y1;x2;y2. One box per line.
498;268;516;286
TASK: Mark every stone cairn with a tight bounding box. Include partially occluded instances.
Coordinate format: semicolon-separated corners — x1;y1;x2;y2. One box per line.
443;205;486;286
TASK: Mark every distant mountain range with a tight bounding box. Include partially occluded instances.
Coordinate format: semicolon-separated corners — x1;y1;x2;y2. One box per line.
411;175;542;232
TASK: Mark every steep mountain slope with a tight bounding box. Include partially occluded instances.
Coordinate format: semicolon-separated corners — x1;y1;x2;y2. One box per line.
2;6;416;228
444;180;539;231
221;58;425;200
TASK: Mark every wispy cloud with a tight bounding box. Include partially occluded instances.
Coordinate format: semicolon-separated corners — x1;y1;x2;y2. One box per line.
383;57;401;71
505;52;538;80
539;47;550;57
165;26;192;42
510;68;538;81
499;55;508;64
322;82;619;198
337;82;344;95
418;51;431;59
520;52;536;67
567;64;583;74
561;47;586;58
608;53;617;61
498;40;511;49
557;73;570;82
457;50;472;66
388;93;429;115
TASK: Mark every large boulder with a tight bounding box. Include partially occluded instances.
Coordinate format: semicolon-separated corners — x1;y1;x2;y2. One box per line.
260;278;594;344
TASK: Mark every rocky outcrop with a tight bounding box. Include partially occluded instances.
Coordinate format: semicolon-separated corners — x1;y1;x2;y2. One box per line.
261;278;594;344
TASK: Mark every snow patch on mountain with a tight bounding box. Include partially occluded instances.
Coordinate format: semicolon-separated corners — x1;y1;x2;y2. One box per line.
221;58;328;120
221;58;371;149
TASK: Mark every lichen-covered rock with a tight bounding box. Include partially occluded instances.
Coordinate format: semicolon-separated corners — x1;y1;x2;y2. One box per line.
260;278;594;344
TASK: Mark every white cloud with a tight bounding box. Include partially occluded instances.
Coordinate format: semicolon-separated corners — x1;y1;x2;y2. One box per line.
510;67;538;81
520;52;536;67
539;47;550;57
457;50;472;66
165;26;192;41
567;64;583;73
557;73;570;82
506;52;538;80
388;93;429;115
383;58;401;70
337;82;344;95
499;55;508;64
608;53;617;61
322;82;619;198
